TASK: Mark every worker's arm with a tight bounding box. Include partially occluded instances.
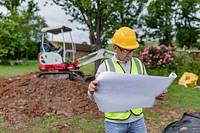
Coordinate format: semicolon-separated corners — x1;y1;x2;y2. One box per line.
87;80;99;100
87;63;106;100
88;80;98;92
155;90;168;100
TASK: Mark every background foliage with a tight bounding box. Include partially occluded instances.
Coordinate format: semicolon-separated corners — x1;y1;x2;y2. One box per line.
0;0;199;64
0;0;47;62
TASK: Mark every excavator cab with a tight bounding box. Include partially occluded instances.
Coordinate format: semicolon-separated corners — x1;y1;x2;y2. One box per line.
38;25;115;80
38;26;81;79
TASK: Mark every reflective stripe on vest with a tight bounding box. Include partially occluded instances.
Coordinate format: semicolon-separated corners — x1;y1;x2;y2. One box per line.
104;57;144;120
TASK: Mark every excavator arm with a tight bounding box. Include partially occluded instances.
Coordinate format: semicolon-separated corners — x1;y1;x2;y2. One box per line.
77;49;115;67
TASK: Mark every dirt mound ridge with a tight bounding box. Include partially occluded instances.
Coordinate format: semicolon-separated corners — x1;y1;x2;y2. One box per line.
0;72;103;124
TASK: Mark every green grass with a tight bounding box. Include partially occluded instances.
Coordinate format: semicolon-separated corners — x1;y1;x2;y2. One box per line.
0;57;200;132
0;117;5;124
70;117;104;132
144;41;159;46
24;116;66;132
144;111;161;129
78;60;95;75
0;128;9;133
166;80;200;110
0;117;8;133
0;60;39;78
0;59;95;78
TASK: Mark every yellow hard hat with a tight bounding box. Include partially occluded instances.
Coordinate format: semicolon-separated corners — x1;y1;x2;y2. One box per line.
111;27;139;49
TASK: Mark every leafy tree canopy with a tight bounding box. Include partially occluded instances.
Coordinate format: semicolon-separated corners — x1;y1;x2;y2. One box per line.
0;0;47;60
52;0;148;48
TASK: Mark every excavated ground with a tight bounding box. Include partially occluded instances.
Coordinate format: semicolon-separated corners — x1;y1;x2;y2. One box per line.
0;72;186;132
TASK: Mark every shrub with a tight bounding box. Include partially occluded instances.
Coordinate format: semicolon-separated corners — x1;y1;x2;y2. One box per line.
139;44;176;68
174;52;200;75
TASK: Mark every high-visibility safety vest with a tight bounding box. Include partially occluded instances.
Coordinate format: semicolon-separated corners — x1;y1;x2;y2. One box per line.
103;57;144;120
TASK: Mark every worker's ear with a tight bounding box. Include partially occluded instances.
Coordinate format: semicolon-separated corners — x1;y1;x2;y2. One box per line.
113;45;118;52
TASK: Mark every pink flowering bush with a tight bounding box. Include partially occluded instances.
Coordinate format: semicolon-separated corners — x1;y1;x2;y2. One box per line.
139;44;176;68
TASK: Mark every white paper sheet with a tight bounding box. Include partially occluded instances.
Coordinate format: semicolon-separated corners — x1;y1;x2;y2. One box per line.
93;72;177;112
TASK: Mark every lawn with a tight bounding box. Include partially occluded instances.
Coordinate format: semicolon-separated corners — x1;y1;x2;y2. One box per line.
0;60;39;78
0;59;200;132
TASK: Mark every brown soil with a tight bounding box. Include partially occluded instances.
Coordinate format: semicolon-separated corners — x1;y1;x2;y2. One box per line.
0;72;186;132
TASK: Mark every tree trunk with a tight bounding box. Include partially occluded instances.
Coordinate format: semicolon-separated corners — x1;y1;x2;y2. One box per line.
94;44;101;74
93;0;103;74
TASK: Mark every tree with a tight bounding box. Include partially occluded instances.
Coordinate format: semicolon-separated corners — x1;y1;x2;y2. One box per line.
102;0;148;46
0;0;47;60
0;0;26;16
51;0;148;72
0;18;23;59
52;0;148;47
141;0;176;46
19;0;47;59
175;0;200;49
197;28;200;48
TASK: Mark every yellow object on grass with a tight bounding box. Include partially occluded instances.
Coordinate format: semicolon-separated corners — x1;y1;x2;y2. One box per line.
178;72;198;87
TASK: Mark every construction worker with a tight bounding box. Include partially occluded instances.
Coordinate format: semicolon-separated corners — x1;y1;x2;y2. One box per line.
88;26;167;133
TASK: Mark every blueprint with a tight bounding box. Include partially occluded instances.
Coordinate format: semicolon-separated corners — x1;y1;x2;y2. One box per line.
93;72;177;112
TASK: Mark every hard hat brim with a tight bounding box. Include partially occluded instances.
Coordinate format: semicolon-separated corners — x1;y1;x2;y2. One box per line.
115;41;139;50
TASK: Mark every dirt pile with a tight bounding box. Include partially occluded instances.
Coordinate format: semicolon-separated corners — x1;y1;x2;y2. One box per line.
0;72;103;124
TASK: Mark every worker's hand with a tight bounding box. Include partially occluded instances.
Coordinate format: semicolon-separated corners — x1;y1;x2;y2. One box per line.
88;80;98;95
156;90;168;100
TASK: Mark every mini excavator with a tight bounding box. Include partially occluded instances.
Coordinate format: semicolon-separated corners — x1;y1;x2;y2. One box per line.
38;26;115;80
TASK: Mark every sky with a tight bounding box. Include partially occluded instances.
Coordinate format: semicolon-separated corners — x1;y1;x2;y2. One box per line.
0;0;90;44
34;0;90;44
